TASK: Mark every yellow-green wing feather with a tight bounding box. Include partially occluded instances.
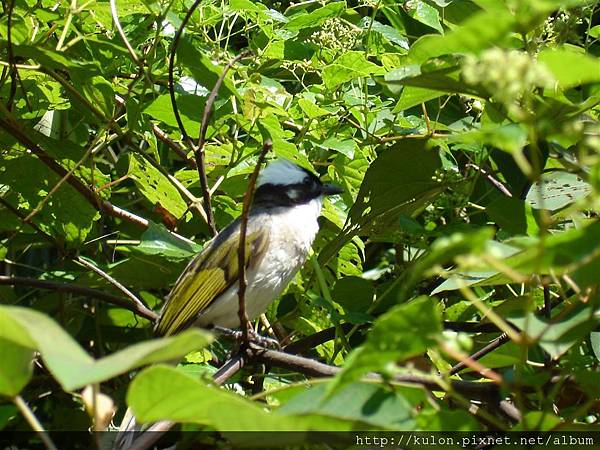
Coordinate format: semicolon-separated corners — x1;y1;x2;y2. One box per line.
155;226;269;336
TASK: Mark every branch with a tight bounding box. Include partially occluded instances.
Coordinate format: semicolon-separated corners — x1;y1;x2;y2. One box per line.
0;107;150;230
151;124;196;167
13;395;58;450
284;321;501;356
465;163;513;198
167;0;218;235
448;296;565;375
167;0;202;143
237;140;272;343
194;50;252;235
0;275;158;321
75;256;151;319
109;0;141;67
250;345;500;399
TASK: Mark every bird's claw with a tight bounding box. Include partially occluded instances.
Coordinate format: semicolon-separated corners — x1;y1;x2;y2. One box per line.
211;325;280;349
246;328;281;349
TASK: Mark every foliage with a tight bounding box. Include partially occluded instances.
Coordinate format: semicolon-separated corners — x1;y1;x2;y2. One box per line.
0;0;599;447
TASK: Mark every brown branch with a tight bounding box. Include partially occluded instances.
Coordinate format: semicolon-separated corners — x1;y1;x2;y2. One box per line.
465;163;513;198
250;345;500;399
167;0;202;143
75;256;151;318
0;275;158;321
194;50;252;235
237;140;272;343
284;321;501;356
151;124;196;167
0;107;150;229
448;296;565;375
167;0;217;236
213;353;246;385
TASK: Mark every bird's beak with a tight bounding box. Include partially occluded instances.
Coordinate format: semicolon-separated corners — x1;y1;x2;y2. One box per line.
321;183;344;196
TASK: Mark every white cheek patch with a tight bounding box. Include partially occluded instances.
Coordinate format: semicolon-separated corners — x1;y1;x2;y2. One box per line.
288;189;301;200
258;159;308;187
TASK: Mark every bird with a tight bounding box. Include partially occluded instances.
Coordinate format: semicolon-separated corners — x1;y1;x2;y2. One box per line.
154;158;343;337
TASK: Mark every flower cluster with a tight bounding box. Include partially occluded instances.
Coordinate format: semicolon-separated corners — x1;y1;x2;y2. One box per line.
307;18;362;52
542;10;585;45
462;48;554;116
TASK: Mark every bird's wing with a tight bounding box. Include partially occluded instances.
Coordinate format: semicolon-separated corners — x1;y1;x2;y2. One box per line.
155;220;270;336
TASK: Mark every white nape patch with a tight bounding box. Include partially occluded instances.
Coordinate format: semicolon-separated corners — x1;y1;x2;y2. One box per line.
258;159;308;187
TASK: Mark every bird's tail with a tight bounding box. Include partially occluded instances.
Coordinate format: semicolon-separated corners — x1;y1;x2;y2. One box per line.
112;407;141;450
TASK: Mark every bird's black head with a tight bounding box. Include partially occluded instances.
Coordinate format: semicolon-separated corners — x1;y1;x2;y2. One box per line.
253;159;343;208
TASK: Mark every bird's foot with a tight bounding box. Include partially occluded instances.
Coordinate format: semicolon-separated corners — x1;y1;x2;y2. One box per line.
211;326;280;349
246;328;281;349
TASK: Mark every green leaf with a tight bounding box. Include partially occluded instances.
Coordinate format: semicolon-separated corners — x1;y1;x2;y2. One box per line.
393;86;445;112
0;306;212;391
297;97;331;119
279;382;426;430
508;303;598;359
315;137;356;159
0;313;35;396
525;171;592;211
177;38;239;100
591;332;600;362
132;222;202;260
0;154;99;244
285;2;346;31
128;365;298;430
448;124;528;154
348;139;442;235
144;93;207;137
12;44;101;74
328;296;442;394
332;276;374;313
539;49;600;89
128;154;188;218
409;7;514;63
405;0;443;33
361;18;409;50
322;51;386;89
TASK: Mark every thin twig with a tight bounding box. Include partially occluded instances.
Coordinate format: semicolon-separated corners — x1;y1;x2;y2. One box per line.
151;124;196;167
168;0;202;143
75;256;150;315
109;0;141;66
441;343;503;384
237;140;272;343
13;395;59;450
448;333;509;376
466;163;513;198
0;106;151;229
194;50;252;235
448;295;565;375
0;275;158;321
